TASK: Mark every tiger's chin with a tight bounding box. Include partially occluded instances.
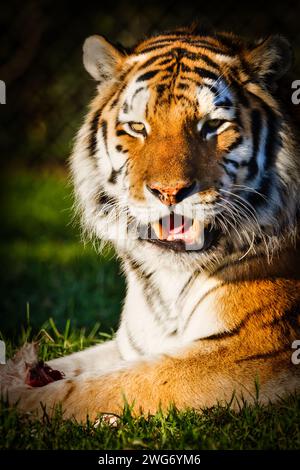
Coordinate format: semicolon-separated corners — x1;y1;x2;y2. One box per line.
138;212;221;253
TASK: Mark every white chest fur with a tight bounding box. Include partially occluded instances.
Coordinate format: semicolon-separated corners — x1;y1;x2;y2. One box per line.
116;264;225;360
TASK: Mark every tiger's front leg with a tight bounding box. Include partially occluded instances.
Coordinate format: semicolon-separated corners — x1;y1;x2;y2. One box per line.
47;339;122;378
4;345;297;422
2;351;207;420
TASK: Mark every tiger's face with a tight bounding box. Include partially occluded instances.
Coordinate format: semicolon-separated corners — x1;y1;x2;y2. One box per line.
75;26;297;265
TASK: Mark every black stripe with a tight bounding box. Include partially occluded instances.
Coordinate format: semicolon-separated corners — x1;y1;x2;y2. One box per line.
165;65;176;74
110;97;119;110
246;175;271;208
130;87;145;106
180;77;203;87
88;109;101;156
230;79;250;108
223;157;239;169
183;283;225;332
247;109;262;179
139;39;236;57
116;130;128;137
158;74;174;82
126;322;144;355
236;348;288;363
211;253;260;278
101;120;121;184
178;270;200;300
174;94;194;104
159;57;176;66
137;54;173;71
125;255;171;327
226;135;243;154
156;84;167;96
97;192;117;215
208;85;218;95
109;162;127;184
108;68;136;110
137;69;160;82
177;83;189;90
201;307;265;342
172;47;198;60
215;97;233;108
101;120;108;154
108;169;119;184
234;107;243;129
193;67;220;82
181;63;191;72
268;304;300;342
198;54;220;70
187;41;236;56
245;90;282;171
220;163;237;182
116;145;128;154
97;192;116;207
170;47;215;63
122;101;129;114
262;104;281;170
137;44;171;53
141;38;237;57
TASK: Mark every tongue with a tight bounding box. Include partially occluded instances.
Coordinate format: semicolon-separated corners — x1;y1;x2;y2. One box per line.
151;215;204;248
169;223;185;235
164;213;191;236
159;214;198;244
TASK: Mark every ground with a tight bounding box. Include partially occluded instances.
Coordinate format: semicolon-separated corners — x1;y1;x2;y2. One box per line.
0;168;300;450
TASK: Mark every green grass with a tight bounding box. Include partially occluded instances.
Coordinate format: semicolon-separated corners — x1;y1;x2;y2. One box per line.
0;169;125;336
1;168;300;450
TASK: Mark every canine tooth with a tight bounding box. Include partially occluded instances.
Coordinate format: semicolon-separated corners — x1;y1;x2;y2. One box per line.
152;221;166;240
191;219;204;244
192;219;201;232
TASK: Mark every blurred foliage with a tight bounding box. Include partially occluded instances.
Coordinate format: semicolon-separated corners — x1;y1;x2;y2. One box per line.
1;0;300;166
0;170;125;337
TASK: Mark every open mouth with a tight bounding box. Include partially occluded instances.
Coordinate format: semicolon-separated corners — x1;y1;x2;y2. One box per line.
138;212;220;252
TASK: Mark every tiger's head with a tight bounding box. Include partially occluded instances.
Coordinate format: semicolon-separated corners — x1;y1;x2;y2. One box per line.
71;25;300;269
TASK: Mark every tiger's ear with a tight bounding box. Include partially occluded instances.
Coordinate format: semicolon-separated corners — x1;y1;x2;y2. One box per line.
83;35;124;81
245;35;292;83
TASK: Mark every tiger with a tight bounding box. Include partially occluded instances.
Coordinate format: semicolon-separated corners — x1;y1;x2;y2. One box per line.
1;23;300;422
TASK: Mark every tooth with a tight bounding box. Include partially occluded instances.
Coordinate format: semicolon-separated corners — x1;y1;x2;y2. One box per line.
191;219;204;244
152;221;166;240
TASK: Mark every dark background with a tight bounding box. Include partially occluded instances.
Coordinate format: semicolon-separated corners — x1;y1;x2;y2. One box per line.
1;0;300;167
1;0;300;338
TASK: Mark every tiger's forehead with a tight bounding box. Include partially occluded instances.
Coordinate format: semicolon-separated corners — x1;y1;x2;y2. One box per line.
118;54;236;123
116;41;239;120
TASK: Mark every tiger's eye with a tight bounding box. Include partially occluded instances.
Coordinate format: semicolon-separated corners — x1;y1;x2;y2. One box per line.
201;119;225;139
129;122;146;134
205;119;222;130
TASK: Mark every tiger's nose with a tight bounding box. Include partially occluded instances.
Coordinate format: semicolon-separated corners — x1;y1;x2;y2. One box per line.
146;180;196;206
